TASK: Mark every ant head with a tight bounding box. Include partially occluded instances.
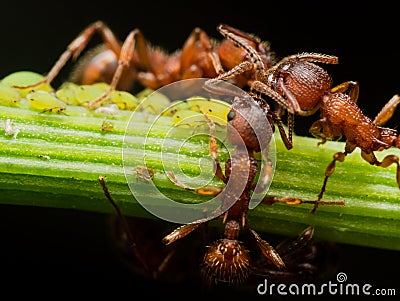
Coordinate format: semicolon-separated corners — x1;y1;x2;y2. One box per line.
201;237;251;284
227;96;272;151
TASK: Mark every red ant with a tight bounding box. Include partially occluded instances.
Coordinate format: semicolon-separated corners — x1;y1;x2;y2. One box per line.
310;86;400;206
205;24;341;150
13;21;224;108
204;24;400;205
97;93;342;285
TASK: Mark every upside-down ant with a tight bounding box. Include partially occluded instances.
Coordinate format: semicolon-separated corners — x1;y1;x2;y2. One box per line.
162;94;343;283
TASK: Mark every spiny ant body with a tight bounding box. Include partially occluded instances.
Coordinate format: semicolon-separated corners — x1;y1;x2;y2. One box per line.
310;88;400;204
162;95;341;283
205;24;400;204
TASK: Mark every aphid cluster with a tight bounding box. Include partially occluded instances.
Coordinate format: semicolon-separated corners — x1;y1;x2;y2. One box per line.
6;21;399;287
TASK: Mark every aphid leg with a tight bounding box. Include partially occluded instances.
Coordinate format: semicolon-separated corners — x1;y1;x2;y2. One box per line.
361;151;400;188
97;176;150;272
167;112;227;192
373;94;400;126
14;21;122;90
247;227;285;269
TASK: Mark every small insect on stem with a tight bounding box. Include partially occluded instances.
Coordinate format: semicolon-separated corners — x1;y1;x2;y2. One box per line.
27;90;67;114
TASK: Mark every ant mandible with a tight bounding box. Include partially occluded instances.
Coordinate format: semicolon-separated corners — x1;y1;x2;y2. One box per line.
162;94;342;283
310;84;400;206
13;21;224;109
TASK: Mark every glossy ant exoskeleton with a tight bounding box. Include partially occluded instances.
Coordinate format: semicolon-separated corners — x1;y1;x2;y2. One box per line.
310;84;400;206
161;95;342;284
205;24;339;150
205;24;400;206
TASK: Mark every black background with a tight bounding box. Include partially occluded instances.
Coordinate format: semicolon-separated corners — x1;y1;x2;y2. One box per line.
0;0;399;298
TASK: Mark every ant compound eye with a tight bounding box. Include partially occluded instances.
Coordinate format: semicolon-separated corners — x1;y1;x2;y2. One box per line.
227;110;235;121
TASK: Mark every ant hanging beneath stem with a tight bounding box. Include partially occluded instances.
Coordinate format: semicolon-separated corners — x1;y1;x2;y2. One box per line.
97;93;342;285
162;94;343;283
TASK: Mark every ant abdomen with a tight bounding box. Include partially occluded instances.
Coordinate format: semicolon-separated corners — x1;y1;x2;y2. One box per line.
201;238;251;284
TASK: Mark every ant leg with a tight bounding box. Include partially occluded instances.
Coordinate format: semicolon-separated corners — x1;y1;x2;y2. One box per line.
204;113;227;183
269;110;294;150
162;221;206;246
166;113;227;193
180;28;224;78
87;28;150;109
330;81;359;103
373;94;400;126
361;151;400;188
14;21;123;90
217;24;275;68
309;117;342;146
313;142;356;213
166;171;223;195
97;176;150;272
259;196;344;213
278;52;338;65
275;226;314;257
203;61;254;96
247;227;285;269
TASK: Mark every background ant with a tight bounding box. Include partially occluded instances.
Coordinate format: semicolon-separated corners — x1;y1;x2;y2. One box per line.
12;21;224;108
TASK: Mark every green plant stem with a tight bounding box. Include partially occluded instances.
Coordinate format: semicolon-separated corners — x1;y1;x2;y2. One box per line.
1;104;400;251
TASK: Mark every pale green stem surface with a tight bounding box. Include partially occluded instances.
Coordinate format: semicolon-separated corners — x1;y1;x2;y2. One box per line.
1;104;400;251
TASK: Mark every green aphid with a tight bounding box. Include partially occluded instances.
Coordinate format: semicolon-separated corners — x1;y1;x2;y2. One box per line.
27;90;67;113
197;98;230;125
55;82;80;105
1;71;53;97
137;90;171;115
160;100;190;116
74;84;105;106
172;109;208;128
172;96;230;126
0;83;21;106
108;90;139;110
